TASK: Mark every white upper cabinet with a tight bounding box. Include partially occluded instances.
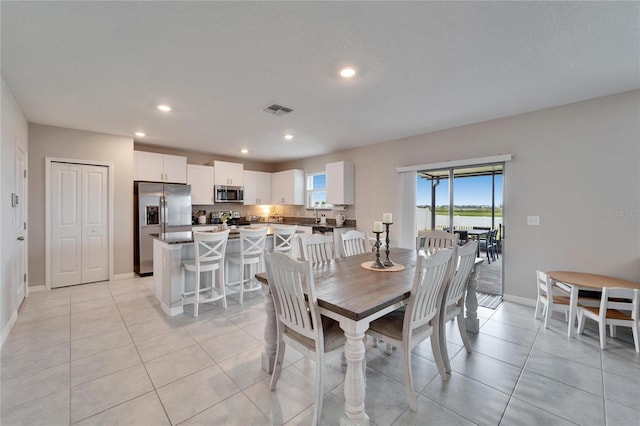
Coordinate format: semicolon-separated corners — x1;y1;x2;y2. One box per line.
244;170;271;205
135;151;187;183
271;169;304;205
214;160;244;186
187;164;215;205
326;161;354;205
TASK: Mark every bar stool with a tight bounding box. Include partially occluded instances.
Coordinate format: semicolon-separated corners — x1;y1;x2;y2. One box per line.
272;225;298;257
181;230;230;317
227;227;268;304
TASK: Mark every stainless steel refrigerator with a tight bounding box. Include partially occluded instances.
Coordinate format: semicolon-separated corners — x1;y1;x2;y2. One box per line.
134;182;192;276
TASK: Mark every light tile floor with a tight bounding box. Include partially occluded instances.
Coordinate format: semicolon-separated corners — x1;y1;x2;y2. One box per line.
2;276;640;425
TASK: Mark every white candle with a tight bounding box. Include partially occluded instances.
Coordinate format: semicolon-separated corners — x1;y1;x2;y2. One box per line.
373;221;383;233
382;213;393;224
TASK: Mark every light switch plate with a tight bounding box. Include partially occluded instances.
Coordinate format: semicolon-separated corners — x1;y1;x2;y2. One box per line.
527;215;540;226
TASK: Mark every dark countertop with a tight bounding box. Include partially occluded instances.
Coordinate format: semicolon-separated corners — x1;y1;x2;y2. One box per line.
151;226;304;244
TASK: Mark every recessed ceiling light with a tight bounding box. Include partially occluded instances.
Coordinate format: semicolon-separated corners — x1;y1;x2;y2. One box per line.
134;132;146;137
284;134;294;140
339;67;357;78
157;104;172;112
241;149;249;154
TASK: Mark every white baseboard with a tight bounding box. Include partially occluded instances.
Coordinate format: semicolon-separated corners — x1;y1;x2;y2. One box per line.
1;309;18;348
28;285;46;293
112;272;135;280
503;293;536;307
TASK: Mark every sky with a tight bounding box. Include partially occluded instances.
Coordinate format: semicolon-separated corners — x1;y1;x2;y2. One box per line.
417;175;503;206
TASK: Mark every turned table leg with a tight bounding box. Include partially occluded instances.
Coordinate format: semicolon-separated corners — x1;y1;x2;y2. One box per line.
340;320;370;426
465;262;481;333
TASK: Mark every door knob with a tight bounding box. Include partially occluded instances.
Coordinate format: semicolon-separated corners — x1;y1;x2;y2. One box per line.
17;236;24;241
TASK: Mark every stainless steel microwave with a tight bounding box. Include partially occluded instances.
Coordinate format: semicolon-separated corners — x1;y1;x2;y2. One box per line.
215;185;244;203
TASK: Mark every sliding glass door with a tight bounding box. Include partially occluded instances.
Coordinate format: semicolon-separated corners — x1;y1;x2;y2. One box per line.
417;163;504;296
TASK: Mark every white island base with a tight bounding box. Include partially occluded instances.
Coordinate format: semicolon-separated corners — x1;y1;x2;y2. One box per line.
152;231;277;316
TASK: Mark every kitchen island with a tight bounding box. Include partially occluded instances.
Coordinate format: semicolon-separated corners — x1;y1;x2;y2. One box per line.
151;227;299;316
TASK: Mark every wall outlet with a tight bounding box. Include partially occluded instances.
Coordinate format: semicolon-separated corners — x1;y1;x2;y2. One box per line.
527;215;540;226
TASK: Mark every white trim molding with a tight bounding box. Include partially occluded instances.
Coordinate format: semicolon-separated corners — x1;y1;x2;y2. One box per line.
28;285;46;293
396;154;513;173
1;309;19;348
502;293;536;307
113;272;136;280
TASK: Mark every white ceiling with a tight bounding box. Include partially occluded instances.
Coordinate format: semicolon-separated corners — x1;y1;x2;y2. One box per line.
2;1;638;163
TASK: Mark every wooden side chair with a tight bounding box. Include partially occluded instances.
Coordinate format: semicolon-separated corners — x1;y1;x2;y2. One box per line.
534;270;571;328
439;240;478;375
340;230;368;257
181;230;230;317
265;252;346;425
416;230;459;253
300;233;334;264
577;287;640;353
366;249;454;412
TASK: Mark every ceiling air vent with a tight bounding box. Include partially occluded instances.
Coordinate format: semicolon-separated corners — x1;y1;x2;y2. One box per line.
261;103;293;117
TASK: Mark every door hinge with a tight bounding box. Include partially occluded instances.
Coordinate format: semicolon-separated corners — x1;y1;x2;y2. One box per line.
23;274;27;283
24;222;27;230
24;170;27;178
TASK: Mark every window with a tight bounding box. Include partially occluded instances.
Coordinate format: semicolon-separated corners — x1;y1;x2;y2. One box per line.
306;173;332;209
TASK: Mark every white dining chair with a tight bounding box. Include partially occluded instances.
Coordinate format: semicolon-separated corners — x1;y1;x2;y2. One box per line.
227;227;268;304
181;230;230;317
577;287;639;352
340;230;368;257
440;240;478;375
265;251;346;426
416;230;459;253
272;225;298;257
366;249;454;412
535;270;571;328
300;233;334;264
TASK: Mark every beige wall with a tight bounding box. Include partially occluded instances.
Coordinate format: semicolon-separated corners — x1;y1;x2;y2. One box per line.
1;75;29;340
275;91;640;302
28;124;134;286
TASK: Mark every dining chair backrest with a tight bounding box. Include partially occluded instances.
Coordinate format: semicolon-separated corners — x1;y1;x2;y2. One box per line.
273;225;298;254
340;230;368;257
300;234;334;264
416;230;459;253
406;249;453;331
443;240;478;308
194;230;230;272
265;251;320;343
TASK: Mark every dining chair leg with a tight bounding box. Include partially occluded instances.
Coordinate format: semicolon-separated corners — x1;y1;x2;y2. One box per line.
314;349;324;426
402;346;418;412
430;318;448;381
543;301;553;329
239;264;245;305
599;320;607;349
632;323;639;353
219;269;227;309
269;337;286;390
534;298;543;320
457;311;471;353
609;325;617;338
577;311;586;335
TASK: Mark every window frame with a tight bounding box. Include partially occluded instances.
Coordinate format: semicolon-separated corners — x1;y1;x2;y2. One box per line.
305;172;333;210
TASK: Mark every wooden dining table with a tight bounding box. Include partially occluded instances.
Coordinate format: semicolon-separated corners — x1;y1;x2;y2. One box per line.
256;248;483;425
547;271;640;337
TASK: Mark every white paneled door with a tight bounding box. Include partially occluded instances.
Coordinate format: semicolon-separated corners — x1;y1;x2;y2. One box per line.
15;147;27;304
51;162;109;288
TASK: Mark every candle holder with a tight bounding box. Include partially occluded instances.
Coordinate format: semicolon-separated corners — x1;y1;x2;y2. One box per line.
371;231;386;269
383;222;395;267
